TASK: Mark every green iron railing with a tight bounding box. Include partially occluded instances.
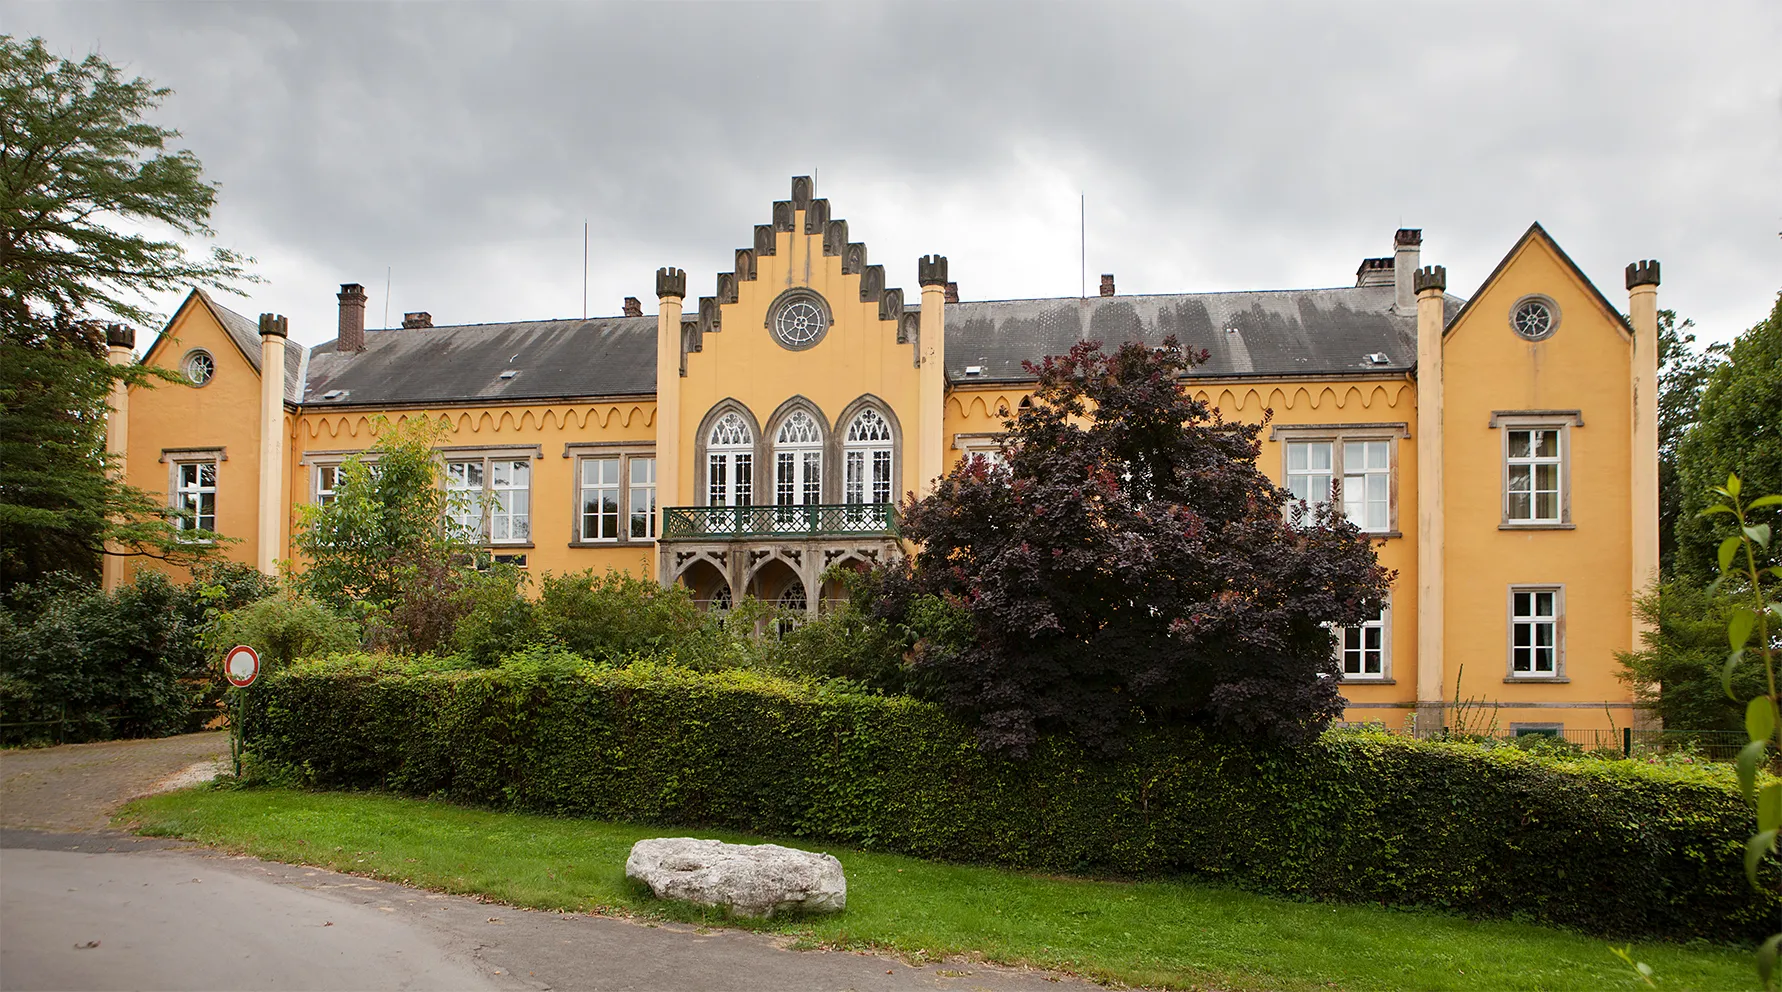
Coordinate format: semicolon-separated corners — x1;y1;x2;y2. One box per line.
661;503;897;539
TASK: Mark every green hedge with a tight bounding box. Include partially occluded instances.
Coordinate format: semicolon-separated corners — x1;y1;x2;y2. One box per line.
249;656;1776;943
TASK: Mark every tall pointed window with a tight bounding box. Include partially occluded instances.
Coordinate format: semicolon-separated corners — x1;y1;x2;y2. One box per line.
844;408;894;506
774;411;823;527
707;412;753;508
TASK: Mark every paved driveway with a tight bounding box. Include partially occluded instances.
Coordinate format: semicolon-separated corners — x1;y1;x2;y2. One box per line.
0;735;1094;991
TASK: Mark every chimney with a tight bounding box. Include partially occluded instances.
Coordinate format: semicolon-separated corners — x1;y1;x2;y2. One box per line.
1100;274;1116;297
1355;257;1394;287
337;283;367;352
622;296;643;318
944;282;958;304
1393;229;1422;314
401;311;433;329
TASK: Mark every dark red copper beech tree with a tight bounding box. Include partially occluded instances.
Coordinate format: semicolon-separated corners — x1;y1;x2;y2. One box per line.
878;339;1393;755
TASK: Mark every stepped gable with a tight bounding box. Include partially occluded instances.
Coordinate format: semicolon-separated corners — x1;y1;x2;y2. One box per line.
303;315;656;407
691;176;914;364
943;288;1465;382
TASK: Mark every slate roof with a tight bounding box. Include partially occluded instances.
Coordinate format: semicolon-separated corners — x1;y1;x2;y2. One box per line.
281;285;1465;407
944;286;1465;383
302;316;657;407
198;292;307;404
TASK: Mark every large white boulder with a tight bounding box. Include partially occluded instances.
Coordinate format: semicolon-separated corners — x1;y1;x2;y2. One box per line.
624;837;846;918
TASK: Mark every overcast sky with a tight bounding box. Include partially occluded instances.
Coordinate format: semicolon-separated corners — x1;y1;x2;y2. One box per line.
4;1;1778;350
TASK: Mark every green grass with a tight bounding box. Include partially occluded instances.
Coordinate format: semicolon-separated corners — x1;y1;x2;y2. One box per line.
121;786;1754;991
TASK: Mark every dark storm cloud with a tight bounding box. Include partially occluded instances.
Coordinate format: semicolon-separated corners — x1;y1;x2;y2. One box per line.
2;2;1776;346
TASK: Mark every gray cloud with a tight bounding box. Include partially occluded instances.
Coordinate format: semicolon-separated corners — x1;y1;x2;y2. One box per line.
3;1;1776;348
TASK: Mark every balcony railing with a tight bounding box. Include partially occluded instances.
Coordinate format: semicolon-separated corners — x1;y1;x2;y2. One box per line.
661;503;897;539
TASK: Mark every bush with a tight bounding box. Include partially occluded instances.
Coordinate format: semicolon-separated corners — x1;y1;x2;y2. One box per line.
534;570;753;670
250;661;1776;943
0;562;272;743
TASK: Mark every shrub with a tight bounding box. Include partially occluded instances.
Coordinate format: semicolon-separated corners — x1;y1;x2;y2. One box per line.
250;662;1776;943
534;570;749;669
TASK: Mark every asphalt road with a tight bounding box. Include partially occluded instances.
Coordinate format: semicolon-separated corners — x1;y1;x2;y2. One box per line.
0;736;1091;991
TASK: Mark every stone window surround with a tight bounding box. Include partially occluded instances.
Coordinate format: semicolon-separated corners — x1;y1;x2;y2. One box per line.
1509;293;1562;342
1506;583;1567;681
1267;423;1409;537
690;396;903;509
1336;592;1393;683
441;445;543;548
1490;410;1581;530
562;442;657;546
162;447;224;542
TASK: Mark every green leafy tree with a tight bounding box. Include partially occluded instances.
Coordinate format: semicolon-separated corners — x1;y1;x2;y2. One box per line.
1656;310;1726;575
1675;294;1782;583
0;35;253;590
292;417;478;616
1618;581;1755;731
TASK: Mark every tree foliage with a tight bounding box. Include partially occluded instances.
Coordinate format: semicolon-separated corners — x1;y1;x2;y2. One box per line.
1656;309;1726;575
875;339;1393;755
1673;293;1782;583
0;36;251;590
292;417;478;614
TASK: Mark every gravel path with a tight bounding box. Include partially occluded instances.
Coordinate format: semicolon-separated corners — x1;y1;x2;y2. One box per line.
0;731;228;832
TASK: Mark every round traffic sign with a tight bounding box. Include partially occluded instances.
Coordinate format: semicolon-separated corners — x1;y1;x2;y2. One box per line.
224;645;260;687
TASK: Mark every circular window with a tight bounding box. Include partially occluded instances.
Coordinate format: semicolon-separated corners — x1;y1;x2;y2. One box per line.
767;290;830;351
183;350;216;386
1510;295;1560;341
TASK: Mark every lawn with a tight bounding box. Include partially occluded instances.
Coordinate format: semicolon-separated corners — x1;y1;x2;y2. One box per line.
121;786;1754;991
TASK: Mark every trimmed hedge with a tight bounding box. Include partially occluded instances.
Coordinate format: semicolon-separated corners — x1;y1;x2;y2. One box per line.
249;657;1776;943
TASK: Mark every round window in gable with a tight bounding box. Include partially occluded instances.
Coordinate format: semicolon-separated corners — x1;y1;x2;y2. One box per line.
1510;295;1560;341
766;289;831;351
182;349;216;386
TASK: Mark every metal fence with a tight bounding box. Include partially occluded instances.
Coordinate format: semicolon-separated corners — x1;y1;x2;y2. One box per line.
662;503;897;539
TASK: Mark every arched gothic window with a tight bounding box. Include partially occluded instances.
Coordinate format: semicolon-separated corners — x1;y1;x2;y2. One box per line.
844;408;894;506
707;412;753;507
774;410;823;511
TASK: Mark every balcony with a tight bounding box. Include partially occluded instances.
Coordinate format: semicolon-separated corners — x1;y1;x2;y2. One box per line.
661;503;897;540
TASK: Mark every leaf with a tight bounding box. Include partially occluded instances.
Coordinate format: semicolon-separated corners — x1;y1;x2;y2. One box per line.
1730;474;1744;499
1700;503;1737;518
1739;739;1767;803
1748;524;1774;551
1733;608;1760;651
1727;648;1747;700
1722;536;1745;574
1750;696;1777;745
1762;784;1782;833
1759;932;1782;990
1749;830;1776;890
1748;493;1782;509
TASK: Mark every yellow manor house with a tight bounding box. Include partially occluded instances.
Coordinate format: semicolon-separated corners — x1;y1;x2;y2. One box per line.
104;177;1662;735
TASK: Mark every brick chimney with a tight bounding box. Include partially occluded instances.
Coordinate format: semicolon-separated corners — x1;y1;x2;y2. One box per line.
401;312;433;329
622;296;643;318
1100;274;1115;297
337;283;367;352
944;282;958;304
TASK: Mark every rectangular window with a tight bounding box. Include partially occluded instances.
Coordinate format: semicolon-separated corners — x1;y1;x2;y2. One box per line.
1506;428;1563;523
581;457;621;541
1336;597;1390;680
1285;441;1333;513
313;464;340;506
872;449;892;505
445;460;485;538
628;457;656;539
488;460;531;543
174;461;217;537
1342;440;1391;532
1510;587;1562;678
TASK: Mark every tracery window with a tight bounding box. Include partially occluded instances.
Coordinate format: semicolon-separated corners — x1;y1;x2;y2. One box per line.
707;412;753;508
774;411;823;517
844;408;894;506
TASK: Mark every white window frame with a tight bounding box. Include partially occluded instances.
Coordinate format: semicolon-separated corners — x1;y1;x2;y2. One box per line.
1507;584;1565;680
566;447;657;545
1491;411;1579;529
170;458;219;541
1271;425;1405;535
707;412;754;509
312;463;341;506
442;449;537;546
1336;596;1392;681
844;408;895;507
952;432;1009;471
578;455;623;542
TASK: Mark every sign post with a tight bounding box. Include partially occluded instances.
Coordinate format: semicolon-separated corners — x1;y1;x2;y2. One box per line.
224;645;259;778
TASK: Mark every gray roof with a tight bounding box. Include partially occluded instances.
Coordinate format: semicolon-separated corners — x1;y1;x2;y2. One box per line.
286;286;1468;408
302;316;657;407
944;286;1465;382
185;291;306;403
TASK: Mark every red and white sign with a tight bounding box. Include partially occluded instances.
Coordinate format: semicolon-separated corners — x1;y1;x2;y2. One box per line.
224;645;260;687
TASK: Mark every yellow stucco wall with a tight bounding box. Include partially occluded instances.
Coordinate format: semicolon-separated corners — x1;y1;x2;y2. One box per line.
122;294;265;584
1441;231;1637;734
